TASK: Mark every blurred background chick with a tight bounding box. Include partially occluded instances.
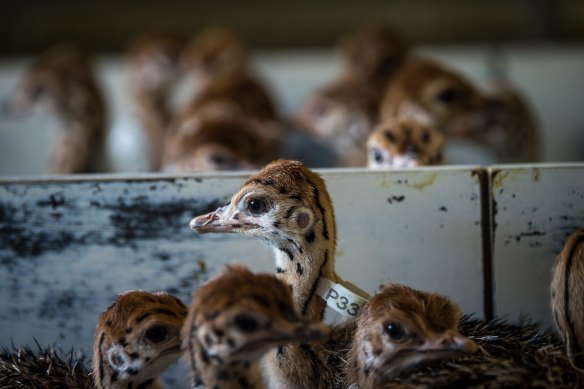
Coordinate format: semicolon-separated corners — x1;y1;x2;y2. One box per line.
0;1;583;175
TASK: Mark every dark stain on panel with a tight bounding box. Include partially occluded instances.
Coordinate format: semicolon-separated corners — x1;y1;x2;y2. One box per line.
387;195;406;204
0;185;227;259
505;230;546;244
104;196;211;245
36;193;68;209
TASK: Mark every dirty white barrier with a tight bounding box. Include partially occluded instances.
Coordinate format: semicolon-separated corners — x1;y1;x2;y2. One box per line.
490;164;584;327
0;167;487;364
4;164;584;386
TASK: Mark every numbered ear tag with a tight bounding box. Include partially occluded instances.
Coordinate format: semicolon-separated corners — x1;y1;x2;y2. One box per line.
316;278;369;318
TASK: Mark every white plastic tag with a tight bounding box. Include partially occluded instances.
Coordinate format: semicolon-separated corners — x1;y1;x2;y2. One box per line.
316;278;369;318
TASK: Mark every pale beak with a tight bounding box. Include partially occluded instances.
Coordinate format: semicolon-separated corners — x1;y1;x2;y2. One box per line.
190;205;259;234
393;154;420;168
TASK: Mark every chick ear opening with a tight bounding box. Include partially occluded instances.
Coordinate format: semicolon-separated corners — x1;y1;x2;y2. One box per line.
287;207;315;233
107;347;130;371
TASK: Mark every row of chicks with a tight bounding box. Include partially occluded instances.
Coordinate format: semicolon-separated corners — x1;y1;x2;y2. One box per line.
91;267;479;389
2;160;582;389
3;25;540;174
0;266;475;389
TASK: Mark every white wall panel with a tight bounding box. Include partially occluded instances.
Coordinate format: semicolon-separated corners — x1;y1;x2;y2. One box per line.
0;167;486;364
490;164;584;327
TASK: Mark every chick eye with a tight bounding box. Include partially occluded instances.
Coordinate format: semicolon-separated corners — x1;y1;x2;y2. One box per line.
210;154;227;165
372;148;383;163
384;130;395;143
422;130;431;144
145;325;169;343
435;88;461;104
384;322;405;340
233;313;259;333
247;198;267;215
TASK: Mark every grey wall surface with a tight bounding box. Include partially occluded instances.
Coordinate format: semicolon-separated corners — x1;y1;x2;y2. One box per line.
490;164;584;325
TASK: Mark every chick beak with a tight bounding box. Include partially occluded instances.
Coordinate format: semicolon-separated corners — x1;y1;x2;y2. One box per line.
190;205;259;234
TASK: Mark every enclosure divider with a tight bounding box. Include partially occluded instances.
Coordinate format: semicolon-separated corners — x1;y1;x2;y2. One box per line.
477;167;494;320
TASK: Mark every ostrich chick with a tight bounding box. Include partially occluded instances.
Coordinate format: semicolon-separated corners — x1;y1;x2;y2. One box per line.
92;290;187;389
6;45;108;174
296;79;378;167
480;86;540;163
296;25;409;167
182;26;278;123
185;70;280;125
182;264;330;389
191;159;363;388
179;26;284;159
338;24;411;97
551;226;584;368
347;283;477;389
191;159;341;320
367;117;444;169
380;57;489;137
470;48;541;163
163;111;268;172
182;26;249;91
126;31;186;170
181;84;285;162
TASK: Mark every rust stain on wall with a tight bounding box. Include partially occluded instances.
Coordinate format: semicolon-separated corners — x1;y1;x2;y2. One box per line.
409;172;438;191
